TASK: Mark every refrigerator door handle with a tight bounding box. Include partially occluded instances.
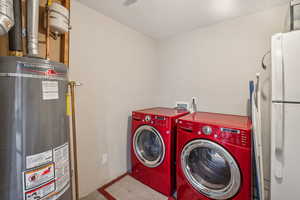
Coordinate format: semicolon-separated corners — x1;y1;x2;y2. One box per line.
273;103;284;179
271;34;284;101
275;104;284;152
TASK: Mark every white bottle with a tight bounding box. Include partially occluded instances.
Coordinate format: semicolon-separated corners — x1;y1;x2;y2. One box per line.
190;97;197;113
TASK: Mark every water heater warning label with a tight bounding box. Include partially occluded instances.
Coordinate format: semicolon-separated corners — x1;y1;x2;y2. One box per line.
24;163;55;190
23;143;70;200
53;143;70;193
26;150;53;169
42;81;59;100
25;181;55;200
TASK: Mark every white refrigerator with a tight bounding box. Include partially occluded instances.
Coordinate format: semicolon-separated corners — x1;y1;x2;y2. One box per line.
270;30;300;200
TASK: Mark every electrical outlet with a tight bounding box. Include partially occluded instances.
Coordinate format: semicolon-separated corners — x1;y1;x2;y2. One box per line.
175;101;189;110
102;153;108;165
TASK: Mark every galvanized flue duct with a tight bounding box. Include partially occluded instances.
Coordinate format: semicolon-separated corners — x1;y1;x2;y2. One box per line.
27;0;39;57
8;0;23;55
0;0;14;36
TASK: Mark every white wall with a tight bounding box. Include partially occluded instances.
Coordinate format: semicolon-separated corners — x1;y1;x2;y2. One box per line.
157;4;288;193
70;1;159;197
70;1;289;198
157;4;287;114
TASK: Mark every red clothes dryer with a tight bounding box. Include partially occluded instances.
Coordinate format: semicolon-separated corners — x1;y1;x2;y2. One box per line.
176;112;252;200
131;107;189;196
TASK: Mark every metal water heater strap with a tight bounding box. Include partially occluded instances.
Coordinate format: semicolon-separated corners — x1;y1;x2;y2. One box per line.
0;73;68;81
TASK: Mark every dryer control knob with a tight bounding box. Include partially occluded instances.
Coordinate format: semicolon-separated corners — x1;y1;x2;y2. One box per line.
145;115;151;122
202;126;212;135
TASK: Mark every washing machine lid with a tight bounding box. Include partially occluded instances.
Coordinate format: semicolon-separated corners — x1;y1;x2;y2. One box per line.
133;125;165;168
181;139;241;200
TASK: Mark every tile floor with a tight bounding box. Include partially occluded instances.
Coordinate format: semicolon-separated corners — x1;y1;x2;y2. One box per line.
80;191;107;200
105;175;168;200
79;175;169;200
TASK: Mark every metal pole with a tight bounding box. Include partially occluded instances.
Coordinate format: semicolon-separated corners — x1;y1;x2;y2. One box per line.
8;0;23;56
45;0;52;59
69;81;80;200
290;1;294;31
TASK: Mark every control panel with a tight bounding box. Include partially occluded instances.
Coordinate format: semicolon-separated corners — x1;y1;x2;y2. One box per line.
219;127;250;147
178;120;251;148
132;112;168;128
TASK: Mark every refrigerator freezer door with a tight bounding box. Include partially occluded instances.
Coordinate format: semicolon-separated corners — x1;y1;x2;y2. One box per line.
271;33;284;102
270;103;300;200
282;31;300;102
272;31;300;102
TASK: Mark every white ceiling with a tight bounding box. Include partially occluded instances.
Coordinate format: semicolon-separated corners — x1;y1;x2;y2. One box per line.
77;0;289;39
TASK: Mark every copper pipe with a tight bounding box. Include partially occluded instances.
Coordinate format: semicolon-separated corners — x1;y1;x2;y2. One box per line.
69;81;80;200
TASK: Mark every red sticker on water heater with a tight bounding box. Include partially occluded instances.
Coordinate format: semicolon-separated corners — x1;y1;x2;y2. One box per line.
25;180;55;200
24;163;55;190
23;143;70;200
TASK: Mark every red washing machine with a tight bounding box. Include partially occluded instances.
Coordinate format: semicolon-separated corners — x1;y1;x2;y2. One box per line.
131;107;189;196
176;112;252;200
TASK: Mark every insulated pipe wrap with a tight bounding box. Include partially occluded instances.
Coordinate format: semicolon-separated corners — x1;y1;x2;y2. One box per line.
0;0;14;35
49;3;70;35
9;0;22;52
27;0;39;57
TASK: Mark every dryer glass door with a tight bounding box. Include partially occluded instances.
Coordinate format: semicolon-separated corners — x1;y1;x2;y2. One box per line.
133;125;165;168
181;139;241;200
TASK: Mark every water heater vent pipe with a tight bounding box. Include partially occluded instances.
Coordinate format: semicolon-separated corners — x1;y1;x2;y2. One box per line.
27;0;39;57
8;0;23;56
